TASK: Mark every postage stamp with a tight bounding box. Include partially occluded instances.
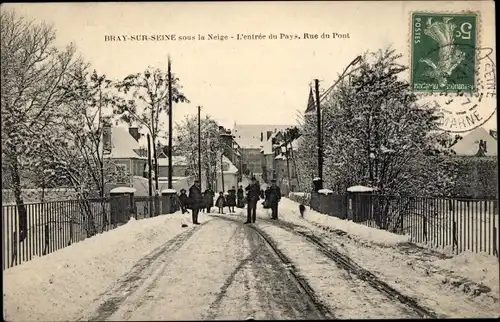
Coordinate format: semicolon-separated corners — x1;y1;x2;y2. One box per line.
410;12;496;133
411;12;478;93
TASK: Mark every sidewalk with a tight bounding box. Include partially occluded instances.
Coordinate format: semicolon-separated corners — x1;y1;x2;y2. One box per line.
254;198;499;317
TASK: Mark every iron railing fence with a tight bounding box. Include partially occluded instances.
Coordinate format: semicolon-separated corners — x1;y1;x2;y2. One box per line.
2;195;167;271
289;192;499;257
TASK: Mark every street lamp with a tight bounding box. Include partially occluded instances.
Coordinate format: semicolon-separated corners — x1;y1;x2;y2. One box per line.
319;55;363;103
314;55;363;189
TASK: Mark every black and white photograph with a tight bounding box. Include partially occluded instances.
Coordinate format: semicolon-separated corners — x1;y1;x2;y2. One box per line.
1;1;498;320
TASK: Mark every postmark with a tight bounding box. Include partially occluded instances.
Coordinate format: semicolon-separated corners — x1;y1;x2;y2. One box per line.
409;12;496;133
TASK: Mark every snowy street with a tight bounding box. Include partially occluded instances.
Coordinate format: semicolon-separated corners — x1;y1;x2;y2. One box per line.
3;199;499;321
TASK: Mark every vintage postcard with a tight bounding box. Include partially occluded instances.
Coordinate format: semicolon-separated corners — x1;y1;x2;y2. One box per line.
1;1;497;321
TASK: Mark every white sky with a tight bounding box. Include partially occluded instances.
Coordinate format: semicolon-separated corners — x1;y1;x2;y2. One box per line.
4;1;496;133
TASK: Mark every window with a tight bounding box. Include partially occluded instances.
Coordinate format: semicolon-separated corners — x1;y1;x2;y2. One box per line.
115;164;129;184
222;162;229;171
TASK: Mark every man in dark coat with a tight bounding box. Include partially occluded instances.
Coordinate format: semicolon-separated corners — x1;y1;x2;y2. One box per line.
268;179;281;220
179;188;189;214
188;180;204;225
263;186;271;209
237;185;245;208
203;187;215;213
245;176;261;223
226;186;237;213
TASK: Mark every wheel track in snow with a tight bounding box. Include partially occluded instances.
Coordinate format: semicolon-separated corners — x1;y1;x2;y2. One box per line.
259;217;440;319
212;214;335;319
78;221;209;321
222;212;440;319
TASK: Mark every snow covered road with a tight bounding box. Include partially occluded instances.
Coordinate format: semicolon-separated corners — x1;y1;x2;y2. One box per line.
4;201;499;321
76;214;332;321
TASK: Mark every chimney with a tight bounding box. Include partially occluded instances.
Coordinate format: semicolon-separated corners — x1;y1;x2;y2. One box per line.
266;131;272;140
260;131;264;142
128;127;140;142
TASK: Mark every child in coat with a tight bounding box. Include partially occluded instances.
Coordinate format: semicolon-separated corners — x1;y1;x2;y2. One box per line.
215;191;226;214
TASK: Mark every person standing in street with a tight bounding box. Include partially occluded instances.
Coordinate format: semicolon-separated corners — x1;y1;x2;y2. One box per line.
188;180;204;225
226;186;237;213
203;187;215;213
268;179;282;220
237;185;245;208
245;176;261;224
179;188;189;214
215;191;226;214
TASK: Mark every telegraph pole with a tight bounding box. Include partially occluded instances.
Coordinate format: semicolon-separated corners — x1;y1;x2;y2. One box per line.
220;152;225;192
147;134;153;197
198;106;202;183
314;79;323;187
167;56;173;189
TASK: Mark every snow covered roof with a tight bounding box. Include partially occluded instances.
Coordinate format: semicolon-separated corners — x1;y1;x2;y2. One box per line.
157;156;188;167
451;127;497;156
347;185;377;193
216;156;239;174
103;126;144;159
318;189;334;195
233;124;294;149
161;189;177;194
110;187;136;194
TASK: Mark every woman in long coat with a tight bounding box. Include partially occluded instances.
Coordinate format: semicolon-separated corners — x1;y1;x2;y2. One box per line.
226;186;237;212
236;185;245;208
203;188;215;213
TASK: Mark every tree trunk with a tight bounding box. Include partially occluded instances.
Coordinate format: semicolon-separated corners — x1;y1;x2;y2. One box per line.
10;155;28;243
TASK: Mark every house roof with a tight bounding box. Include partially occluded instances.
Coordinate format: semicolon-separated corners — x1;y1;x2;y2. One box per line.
103;126;145;159
451;127;497;156
217;155;239;174
157;155;188;167
233;124;293;149
305;87;316;114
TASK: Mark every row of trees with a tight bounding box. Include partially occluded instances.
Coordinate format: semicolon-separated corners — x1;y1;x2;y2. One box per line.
295;48;463;197
1;10;190;236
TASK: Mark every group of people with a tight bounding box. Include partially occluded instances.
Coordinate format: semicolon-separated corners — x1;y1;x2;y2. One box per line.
178;176;281;225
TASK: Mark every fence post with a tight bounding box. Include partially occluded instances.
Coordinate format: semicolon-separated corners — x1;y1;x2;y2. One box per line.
493;225;498;258
42;224;49;256
423;215;428;243
452;221;458;254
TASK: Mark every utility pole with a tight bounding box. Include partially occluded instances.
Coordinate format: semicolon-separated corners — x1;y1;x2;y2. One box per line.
147;133;153;197
167;56;173;189
314;79;323;188
220;152;225;192
198;106;202;183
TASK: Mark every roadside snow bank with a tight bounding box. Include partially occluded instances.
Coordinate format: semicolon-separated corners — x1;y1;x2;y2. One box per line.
433;251;500;296
3;212;212;322
280;198;409;246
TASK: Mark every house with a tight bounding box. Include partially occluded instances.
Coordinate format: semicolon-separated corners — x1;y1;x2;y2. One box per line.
218;126;242;180
450;127;497;198
215;156;239;192
233;123;293;175
156;155;190;178
103;126;148;192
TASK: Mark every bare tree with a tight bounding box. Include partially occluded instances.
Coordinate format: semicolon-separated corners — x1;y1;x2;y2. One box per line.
1;10;77;240
175;115;223;189
113;66;189;192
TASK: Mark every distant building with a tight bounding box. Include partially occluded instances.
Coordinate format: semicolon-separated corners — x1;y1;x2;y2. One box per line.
233;124;293;175
450;127;497;199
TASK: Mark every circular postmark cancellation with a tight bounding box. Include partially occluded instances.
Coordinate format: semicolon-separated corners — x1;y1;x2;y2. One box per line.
410;12;497;133
415;45;496;133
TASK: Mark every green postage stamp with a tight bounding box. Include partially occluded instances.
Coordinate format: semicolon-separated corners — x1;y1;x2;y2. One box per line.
411;12;478;93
